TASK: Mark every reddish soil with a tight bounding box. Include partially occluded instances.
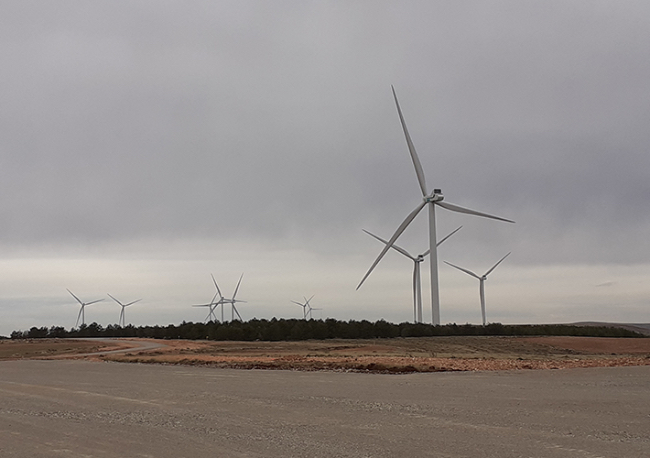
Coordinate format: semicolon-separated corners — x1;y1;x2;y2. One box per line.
4;336;649;373
98;336;650;373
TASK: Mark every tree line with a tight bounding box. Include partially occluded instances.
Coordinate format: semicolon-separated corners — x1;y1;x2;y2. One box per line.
9;318;645;340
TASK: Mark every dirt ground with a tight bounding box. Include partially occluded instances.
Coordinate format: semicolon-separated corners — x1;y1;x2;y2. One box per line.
5;335;649;373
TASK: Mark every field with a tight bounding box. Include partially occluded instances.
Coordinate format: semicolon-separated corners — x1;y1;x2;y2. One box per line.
3;335;650;372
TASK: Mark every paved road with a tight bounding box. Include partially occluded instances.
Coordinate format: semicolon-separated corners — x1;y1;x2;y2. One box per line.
1;361;648;457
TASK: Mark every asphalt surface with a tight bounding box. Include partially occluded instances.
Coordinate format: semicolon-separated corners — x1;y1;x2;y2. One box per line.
0;361;648;457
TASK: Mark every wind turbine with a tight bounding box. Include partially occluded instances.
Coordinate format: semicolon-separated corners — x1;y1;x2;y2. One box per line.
107;294;141;327
357;86;514;325
67;289;103;328
306;302;322;320
444;252;510;326
363;226;462;323
292;295;314;320
212;274;246;321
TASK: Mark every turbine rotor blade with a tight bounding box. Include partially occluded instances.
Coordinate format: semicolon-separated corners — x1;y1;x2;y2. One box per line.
67;289;83;305
392;85;428;196
85;299;104;306
76;307;84;327
484;252;511;277
363;229;415;260
443;261;481;280
232;304;243;321
232;273;244;299
436;225;463;247
107;294;123;306
211;274;223;298
436;201;514;223
124;299;142;307
357;201;427;290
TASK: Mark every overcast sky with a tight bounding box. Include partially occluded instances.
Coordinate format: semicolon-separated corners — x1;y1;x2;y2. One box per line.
1;1;649;336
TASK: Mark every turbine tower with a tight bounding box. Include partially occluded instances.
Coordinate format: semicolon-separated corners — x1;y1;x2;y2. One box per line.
107;294;141;327
363;226;462;323
357;87;514;325
67;289;103;328
444;252;510;326
292;295;314;320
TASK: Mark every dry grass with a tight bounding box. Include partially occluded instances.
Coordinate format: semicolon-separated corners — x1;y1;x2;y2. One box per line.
98;336;650;373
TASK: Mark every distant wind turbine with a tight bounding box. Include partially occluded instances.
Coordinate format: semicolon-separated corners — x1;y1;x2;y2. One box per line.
107;294;141;327
444;252;511;326
67;289;103;328
357;86;514;325
306;302;321;320
212;274;246;321
292;295;314;320
363;226;462;323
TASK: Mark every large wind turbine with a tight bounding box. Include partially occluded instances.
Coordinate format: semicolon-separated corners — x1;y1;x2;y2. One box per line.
67;289;103;328
357;86;514;325
444;252;510;326
107;294;141;327
363;226;462;323
292;295;314;320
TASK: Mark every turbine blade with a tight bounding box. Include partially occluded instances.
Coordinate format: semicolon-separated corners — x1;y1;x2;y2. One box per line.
484;252;511;277
124;299;141;307
107;294;123;306
437;201;514;223
443;261;481;280
292;301;306;307
392;86;428;196
67;289;83;305
435;225;462;248
76;307;84;327
85;299;103;306
363;229;415;260
232;304;243;321
232;273;244;299
357;201;426;290
211;274;223;298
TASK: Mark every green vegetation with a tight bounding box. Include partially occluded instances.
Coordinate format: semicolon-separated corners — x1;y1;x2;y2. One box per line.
10;319;645;340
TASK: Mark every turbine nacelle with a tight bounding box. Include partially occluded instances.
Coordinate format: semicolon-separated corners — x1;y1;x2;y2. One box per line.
424;189;444;203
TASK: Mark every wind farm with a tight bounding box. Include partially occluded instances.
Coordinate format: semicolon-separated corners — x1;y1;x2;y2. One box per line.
357;87;514;325
3;4;650;458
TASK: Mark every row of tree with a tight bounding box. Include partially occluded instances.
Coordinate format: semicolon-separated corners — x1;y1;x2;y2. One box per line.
9;318;645;340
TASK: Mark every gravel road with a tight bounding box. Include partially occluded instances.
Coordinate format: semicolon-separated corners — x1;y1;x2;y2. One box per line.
1;360;648;457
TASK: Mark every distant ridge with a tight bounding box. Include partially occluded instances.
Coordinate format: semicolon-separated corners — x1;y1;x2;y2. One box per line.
571;322;650;336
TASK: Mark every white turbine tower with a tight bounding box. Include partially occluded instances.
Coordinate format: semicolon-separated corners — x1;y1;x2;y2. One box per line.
357;86;514;325
363;226;462;323
444;252;511;326
292;295;314;320
107;294;141;327
67;289;103;328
